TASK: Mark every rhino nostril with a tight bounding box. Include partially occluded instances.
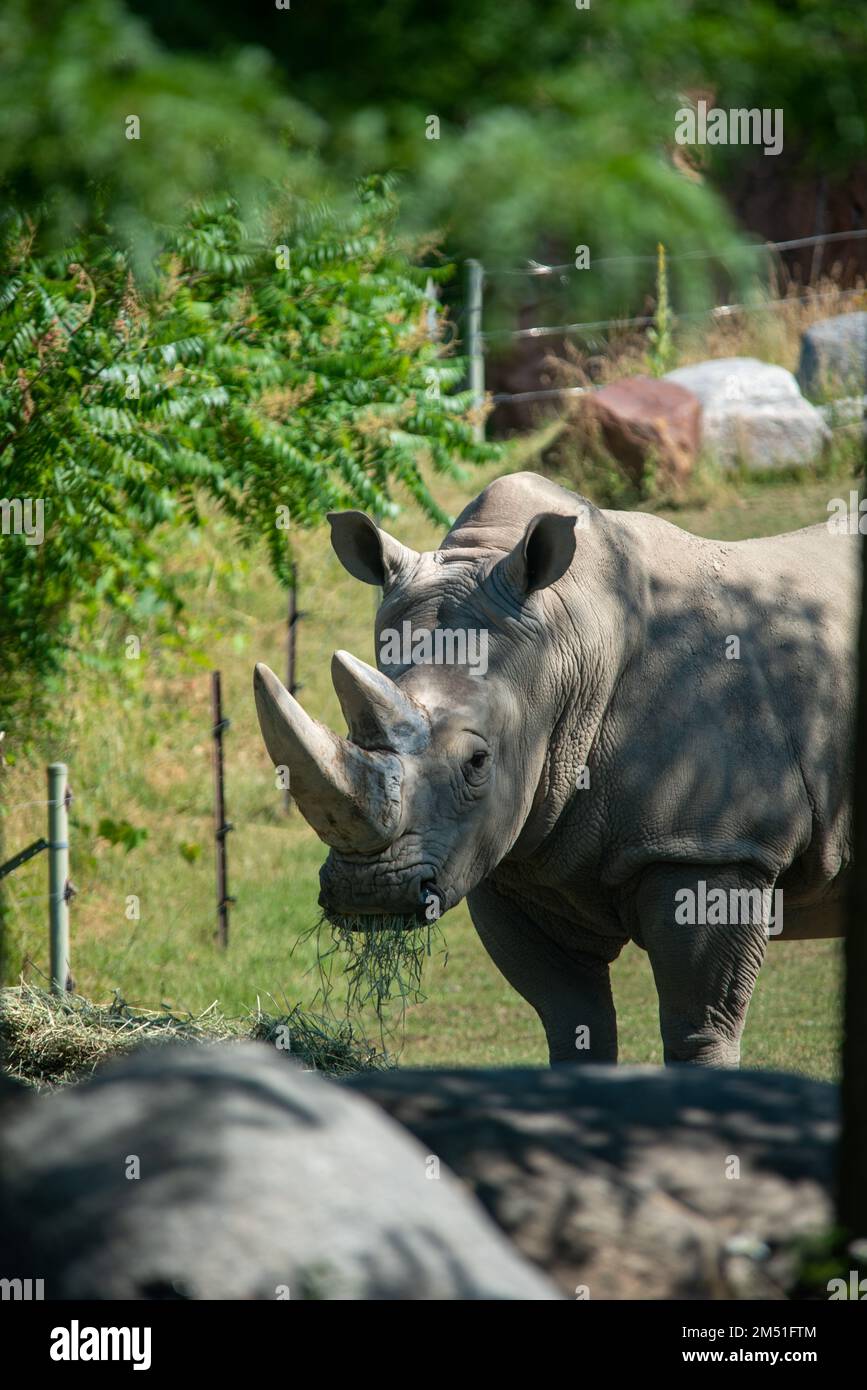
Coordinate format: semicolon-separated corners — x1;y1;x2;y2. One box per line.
418;881;445;922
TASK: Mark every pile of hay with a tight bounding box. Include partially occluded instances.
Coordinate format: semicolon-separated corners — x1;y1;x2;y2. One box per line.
0;984;390;1090
0;912;448;1090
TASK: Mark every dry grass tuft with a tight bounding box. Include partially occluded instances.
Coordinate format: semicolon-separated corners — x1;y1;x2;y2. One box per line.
309;912;448;1019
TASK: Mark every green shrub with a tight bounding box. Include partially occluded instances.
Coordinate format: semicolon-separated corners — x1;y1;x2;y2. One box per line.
0;185;496;729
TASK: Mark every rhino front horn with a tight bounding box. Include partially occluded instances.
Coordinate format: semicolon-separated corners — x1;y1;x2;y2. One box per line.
253;663;403;853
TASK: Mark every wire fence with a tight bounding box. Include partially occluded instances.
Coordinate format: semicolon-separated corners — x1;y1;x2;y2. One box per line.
484;287;866;346
0;667;245;987
484;227;867;281
468;228;867;409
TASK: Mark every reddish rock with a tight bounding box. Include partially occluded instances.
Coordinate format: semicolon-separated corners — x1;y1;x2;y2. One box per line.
586;375;702;488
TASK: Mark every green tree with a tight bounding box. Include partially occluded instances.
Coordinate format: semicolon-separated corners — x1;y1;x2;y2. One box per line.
0;0;324;258
126;0;867;317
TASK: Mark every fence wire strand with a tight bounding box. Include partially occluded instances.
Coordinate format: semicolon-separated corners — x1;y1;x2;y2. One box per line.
485;228;867;280
482;286;866;345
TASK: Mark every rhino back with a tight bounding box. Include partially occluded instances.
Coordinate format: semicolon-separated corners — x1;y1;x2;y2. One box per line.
574;512;856;890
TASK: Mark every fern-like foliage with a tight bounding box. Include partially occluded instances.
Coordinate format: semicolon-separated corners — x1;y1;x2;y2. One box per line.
0;185;497;727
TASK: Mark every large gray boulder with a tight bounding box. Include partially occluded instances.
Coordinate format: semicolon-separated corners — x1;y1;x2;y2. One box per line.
665;356;830;468
0;1044;558;1300
347;1065;837;1300
798;312;867;400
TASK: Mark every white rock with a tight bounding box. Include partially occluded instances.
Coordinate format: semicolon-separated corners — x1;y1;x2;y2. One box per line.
665;357;830;469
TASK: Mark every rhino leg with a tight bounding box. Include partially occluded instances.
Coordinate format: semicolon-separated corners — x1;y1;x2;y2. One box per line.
630;864;771;1067
468;883;619;1064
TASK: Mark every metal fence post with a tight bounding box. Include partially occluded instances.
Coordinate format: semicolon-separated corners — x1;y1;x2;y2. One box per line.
48;762;71;993
466;258;485;441
210;672;234;948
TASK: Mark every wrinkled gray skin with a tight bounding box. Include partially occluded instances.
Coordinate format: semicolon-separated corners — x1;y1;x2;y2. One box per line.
255;472;856;1067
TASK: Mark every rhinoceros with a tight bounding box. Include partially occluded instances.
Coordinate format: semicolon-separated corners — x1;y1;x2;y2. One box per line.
254;472;856;1066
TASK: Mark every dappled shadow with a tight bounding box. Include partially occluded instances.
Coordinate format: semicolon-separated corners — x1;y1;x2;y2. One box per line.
594;516;855;912
347;1064;838;1299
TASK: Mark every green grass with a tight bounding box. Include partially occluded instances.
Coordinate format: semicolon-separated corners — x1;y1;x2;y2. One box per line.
0;455;849;1077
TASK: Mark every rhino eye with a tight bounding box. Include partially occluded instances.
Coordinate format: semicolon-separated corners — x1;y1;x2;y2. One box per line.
465;750;489;778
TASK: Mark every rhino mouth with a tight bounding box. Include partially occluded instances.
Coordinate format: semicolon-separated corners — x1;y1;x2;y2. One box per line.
323;910;420;934
320;880;446;932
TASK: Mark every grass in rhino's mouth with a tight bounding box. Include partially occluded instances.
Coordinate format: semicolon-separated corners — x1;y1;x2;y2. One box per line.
304;911;447;1023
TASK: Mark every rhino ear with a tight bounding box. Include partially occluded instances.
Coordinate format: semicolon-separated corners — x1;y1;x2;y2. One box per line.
327;511;417;588
509;512;577;593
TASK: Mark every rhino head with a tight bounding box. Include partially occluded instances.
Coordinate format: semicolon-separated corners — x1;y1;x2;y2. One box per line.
254;499;578;926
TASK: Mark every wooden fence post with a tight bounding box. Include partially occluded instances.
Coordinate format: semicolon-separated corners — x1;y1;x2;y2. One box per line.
210;672;233;948
424;274;438;338
48;762;72;993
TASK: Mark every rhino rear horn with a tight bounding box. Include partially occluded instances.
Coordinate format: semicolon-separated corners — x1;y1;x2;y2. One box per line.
331;651;429;753
253;663;403;853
